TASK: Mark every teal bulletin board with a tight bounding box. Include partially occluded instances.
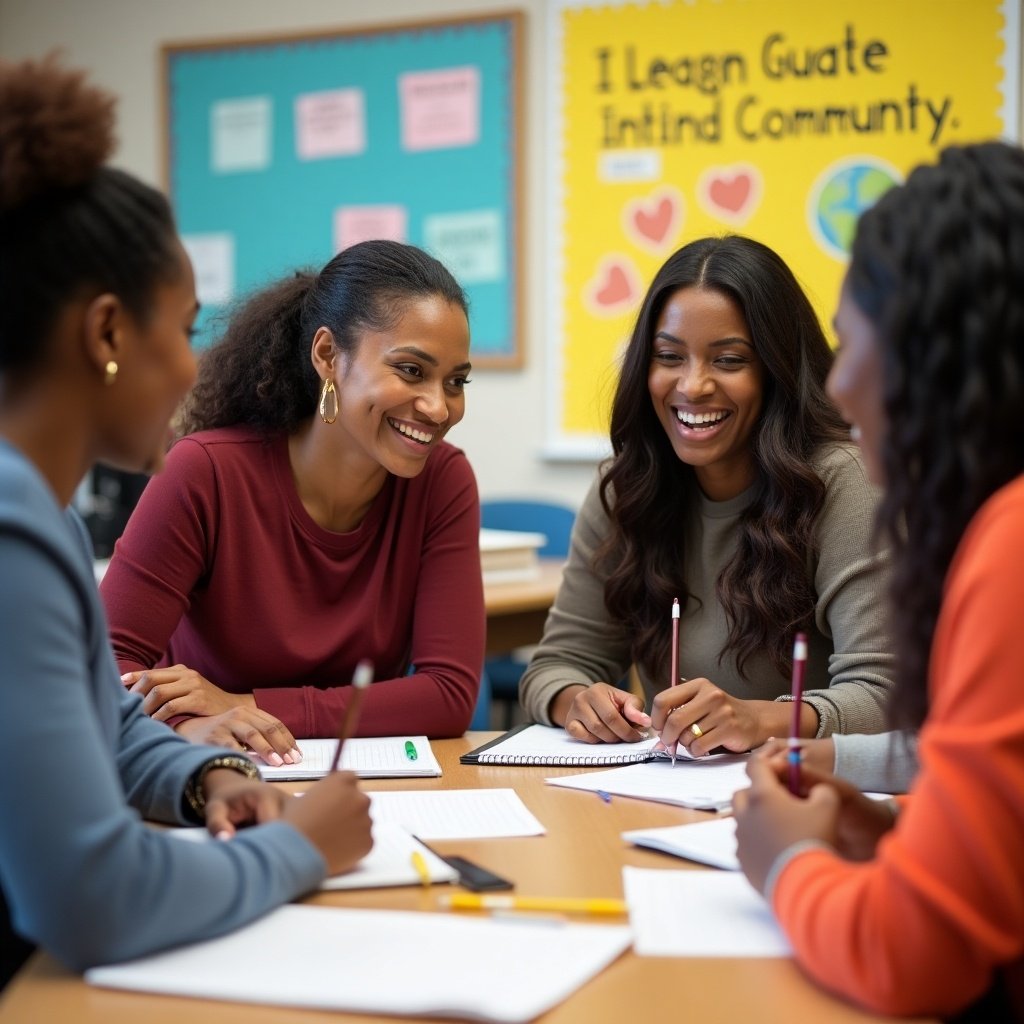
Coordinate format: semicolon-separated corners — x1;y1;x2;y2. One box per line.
163;12;523;367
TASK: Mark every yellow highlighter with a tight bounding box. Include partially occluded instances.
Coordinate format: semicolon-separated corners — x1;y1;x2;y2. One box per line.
410;850;432;888
438;893;627;916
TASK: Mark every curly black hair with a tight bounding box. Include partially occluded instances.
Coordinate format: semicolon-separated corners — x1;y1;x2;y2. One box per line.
178;240;467;435
848;142;1024;730
0;55;180;373
600;235;848;682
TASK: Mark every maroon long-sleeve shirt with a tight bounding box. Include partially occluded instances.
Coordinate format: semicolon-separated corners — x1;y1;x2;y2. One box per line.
100;428;484;738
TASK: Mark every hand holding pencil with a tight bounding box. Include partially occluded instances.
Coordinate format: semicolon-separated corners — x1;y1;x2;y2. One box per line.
280;660;375;876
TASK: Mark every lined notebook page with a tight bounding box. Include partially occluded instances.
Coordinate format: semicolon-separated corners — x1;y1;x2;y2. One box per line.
462;723;679;766
368;789;545;839
258;736;441;780
624;867;791;957
546;756;749;811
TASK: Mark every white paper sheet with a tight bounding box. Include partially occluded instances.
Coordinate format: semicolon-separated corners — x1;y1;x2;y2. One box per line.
547;756;749;810
368;788;546;839
623;866;791;957
86;905;631;1022
257;736;441;781
623;817;740;870
168;822;458;890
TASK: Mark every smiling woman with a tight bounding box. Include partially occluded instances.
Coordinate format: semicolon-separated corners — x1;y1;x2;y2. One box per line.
98;241;485;758
520;235;896;762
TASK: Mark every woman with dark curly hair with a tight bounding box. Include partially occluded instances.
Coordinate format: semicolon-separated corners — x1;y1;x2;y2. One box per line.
734;142;1024;1020
0;56;371;986
99;239;483;758
520;235;894;754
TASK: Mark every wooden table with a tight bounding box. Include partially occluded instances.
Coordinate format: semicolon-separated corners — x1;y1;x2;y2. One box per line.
0;735;934;1024
482;559;565;656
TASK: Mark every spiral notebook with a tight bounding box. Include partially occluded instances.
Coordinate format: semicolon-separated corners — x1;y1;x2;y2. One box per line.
461;723;689;766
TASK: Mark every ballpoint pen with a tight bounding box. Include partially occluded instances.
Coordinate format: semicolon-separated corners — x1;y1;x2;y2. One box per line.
329;659;374;773
404;740;418;761
787;633;808;795
438;893;627;916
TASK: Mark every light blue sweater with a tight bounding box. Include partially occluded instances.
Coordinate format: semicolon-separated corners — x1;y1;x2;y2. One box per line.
0;442;325;972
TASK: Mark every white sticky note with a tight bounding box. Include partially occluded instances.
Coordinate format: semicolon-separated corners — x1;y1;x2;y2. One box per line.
211;96;272;173
423;209;503;284
399;66;480;152
181;233;234;306
295;88;366;160
598;150;662;183
333;205;408;253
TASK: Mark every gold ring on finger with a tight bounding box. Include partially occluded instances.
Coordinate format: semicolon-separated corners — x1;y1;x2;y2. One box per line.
690;723;704;740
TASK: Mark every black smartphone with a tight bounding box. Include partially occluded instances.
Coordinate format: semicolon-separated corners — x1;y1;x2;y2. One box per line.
443;855;514;892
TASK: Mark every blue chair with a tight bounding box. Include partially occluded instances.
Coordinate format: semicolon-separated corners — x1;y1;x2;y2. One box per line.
468;667;492;731
479;499;576;729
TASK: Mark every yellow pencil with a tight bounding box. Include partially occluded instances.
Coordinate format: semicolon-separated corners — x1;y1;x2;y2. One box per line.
410;850;432;888
438;893;627;916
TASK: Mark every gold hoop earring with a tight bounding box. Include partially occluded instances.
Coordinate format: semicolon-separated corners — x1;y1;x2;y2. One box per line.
319;378;338;424
104;360;119;386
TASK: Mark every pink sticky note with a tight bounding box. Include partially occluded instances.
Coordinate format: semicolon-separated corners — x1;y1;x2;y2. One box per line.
399;66;480;152
295;89;366;160
333;205;408;252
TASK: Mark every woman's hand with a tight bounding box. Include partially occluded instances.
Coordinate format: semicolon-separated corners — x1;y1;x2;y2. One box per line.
756;736;835;777
200;768;290;839
650;678;815;756
760;747;899;861
733;756;841;892
174;708;301;766
282;772;374;877
553;683;651;743
124;664;249;721
733;751;899;892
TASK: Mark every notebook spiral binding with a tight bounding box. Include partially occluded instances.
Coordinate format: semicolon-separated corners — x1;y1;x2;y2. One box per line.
480;751;653;766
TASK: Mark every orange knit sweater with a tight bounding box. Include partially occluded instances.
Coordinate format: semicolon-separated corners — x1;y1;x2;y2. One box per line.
772;475;1024;1017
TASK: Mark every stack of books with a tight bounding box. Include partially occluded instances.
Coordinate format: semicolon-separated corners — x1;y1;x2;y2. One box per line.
479;528;547;584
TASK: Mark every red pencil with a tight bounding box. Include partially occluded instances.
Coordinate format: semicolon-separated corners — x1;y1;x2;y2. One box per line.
787;633;808;795
669;597;680;689
329;659;374;773
668;597;680;765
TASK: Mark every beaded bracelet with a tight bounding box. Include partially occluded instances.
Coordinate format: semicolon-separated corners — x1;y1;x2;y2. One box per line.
183;755;261;820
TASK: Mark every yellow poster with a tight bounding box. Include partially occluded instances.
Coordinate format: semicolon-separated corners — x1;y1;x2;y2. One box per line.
550;0;1016;454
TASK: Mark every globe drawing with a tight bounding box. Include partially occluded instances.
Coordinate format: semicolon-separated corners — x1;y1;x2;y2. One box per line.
810;159;901;261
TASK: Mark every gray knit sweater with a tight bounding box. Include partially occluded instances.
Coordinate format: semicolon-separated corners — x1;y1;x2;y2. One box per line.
520;444;895;739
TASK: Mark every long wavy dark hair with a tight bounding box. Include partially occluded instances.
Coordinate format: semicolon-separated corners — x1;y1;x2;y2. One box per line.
601;235;848;681
847;142;1024;730
178;240;467;435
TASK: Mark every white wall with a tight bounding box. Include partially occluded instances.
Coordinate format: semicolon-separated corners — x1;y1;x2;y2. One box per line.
0;0;601;510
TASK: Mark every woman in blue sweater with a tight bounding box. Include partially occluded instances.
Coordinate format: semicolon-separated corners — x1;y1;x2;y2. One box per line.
0;56;372;985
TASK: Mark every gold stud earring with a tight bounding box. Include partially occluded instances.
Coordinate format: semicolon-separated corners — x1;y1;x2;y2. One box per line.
104;360;119;386
319;378;338;424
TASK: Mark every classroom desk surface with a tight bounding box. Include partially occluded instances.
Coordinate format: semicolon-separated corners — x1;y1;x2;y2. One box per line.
483;559;565;656
0;734;935;1024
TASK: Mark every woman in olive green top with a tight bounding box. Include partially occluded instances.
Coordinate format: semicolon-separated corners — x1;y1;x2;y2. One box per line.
520;236;894;756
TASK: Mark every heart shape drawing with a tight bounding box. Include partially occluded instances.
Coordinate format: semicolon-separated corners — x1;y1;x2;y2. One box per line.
596;264;632;306
710;174;750;212
697;164;763;226
585;256;640;315
623;187;684;253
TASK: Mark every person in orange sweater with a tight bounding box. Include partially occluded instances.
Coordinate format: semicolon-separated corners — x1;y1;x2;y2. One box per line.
733;141;1024;1022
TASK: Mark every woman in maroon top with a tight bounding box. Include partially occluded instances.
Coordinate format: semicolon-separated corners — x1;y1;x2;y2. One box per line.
100;241;483;762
